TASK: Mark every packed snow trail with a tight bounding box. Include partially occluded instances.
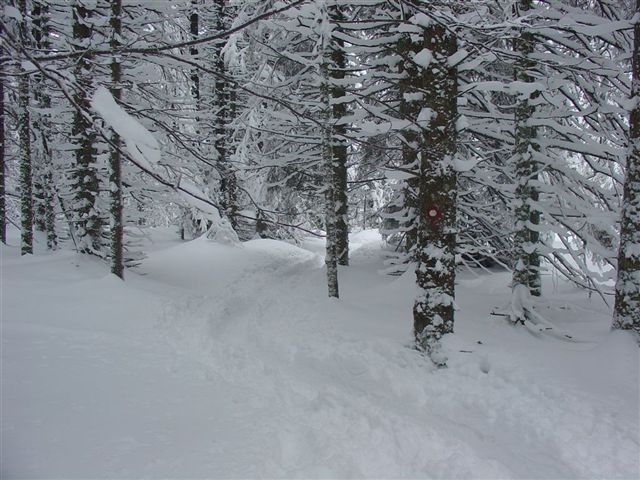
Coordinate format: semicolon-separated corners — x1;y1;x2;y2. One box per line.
2;229;638;478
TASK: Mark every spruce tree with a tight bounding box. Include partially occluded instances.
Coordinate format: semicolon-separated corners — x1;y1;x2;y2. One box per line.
329;1;349;266
71;1;101;255
211;0;238;229
32;0;57;249
319;0;339;297
613;0;640;337
408;10;459;365
17;0;33;255
512;0;542;299
0;21;5;246
108;0;124;279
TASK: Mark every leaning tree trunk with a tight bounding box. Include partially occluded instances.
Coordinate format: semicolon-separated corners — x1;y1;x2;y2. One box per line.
512;0;542;301
17;0;33;256
613;0;640;337
108;0;124;279
411;23;459;366
329;3;349;266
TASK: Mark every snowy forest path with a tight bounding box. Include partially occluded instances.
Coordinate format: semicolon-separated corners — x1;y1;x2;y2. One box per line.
143;234;520;478
141;233;639;479
2;232;638;478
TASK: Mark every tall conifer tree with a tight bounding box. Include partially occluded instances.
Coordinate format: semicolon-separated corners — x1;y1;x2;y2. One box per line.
613;0;640;337
17;0;33;255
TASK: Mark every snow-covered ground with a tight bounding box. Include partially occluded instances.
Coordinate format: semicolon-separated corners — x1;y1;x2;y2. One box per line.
2;229;638;478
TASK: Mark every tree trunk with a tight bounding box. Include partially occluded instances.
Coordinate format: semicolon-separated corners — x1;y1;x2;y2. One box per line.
72;2;101;254
32;0;46;234
320;2;339;298
44;166;56;250
329;3;349;266
613;0;640;337
109;0;124;279
18;0;33;256
411;23;458;366
0;22;5;245
212;0;238;230
396;33;421;258
190;0;200;110
324;112;340;298
512;0;542;299
32;1;56;249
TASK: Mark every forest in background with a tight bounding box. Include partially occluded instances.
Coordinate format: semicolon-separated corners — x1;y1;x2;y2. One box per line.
1;0;639;365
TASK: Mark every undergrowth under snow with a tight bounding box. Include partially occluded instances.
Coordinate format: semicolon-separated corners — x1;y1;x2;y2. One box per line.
2;229;638;478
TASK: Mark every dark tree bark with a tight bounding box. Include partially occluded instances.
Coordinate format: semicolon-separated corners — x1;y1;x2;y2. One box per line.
32;1;56;249
397;34;422;257
512;0;542;299
212;0;238;229
179;0;202;238
17;0;33;255
613;0;640;337
329;3;349;266
109;0;124;279
320;4;339;298
190;0;200;109
71;2;101;254
32;0;46;235
0;22;5;245
410;22;459;366
323;101;340;298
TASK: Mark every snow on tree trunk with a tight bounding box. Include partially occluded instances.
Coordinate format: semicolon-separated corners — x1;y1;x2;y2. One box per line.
613;0;640;337
324;114;340;299
71;3;101;255
109;0;124;279
319;1;339;298
411;22;459;366
17;0;33;256
329;3;349;266
396;32;422;261
44;167;56;250
178;0;202;238
32;1;56;249
206;217;240;245
512;0;542;300
190;0;200;112
212;0;238;231
0;22;5;246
